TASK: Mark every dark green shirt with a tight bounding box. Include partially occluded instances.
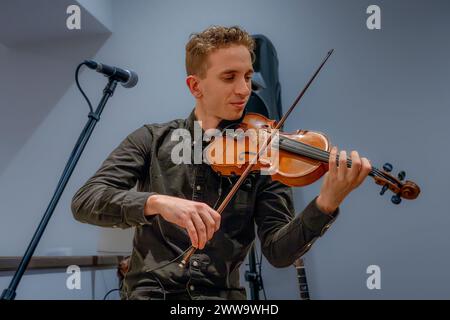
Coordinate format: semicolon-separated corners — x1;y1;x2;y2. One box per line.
71;109;339;300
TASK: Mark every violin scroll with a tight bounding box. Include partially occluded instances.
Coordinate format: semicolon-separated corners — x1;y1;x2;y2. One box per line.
374;162;420;204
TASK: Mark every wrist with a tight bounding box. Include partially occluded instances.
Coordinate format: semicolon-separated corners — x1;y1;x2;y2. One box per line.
316;194;338;215
144;194;161;216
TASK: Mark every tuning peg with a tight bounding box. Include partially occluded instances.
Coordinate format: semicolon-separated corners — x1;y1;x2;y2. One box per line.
391;194;402;205
380;184;389;196
383;163;393;172
397;171;406;181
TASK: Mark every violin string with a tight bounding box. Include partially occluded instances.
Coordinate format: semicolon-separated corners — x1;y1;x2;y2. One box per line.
275;135;400;187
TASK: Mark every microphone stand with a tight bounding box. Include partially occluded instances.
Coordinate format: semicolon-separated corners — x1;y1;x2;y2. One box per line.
1;78;118;300
244;243;262;300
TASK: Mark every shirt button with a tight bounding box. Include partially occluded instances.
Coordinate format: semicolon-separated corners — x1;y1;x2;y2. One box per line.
192;261;199;267
196;185;201;191
189;285;195;291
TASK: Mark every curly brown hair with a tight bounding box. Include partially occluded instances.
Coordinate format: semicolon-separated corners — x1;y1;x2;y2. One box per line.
185;25;255;78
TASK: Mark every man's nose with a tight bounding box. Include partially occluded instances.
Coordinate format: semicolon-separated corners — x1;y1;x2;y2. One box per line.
234;77;251;97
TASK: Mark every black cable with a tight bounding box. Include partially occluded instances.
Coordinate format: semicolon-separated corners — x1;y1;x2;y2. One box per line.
59;62;97;207
103;278;124;300
103;288;120;300
69;62;97;171
144;246;193;275
142;246;192;300
75;62;94;113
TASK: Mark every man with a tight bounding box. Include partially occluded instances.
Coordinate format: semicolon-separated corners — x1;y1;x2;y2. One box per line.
71;25;371;300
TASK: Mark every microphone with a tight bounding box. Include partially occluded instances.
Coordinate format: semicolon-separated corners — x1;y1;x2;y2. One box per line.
84;60;138;88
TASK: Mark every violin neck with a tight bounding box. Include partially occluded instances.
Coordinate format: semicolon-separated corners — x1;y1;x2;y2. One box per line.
277;136;377;177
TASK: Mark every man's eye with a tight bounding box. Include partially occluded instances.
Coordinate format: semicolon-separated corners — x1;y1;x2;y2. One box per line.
224;76;234;81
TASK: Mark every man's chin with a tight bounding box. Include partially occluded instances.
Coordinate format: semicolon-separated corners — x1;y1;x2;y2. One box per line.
222;112;243;121
224;108;245;120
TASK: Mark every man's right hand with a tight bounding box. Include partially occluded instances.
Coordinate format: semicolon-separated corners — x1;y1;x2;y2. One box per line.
144;194;221;249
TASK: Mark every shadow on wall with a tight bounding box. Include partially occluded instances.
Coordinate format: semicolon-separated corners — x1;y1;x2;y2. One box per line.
0;34;110;176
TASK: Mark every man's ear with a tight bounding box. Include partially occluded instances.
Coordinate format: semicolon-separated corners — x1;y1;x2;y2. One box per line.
186;75;202;98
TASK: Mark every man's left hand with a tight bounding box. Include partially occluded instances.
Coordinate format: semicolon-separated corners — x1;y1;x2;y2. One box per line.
316;146;372;214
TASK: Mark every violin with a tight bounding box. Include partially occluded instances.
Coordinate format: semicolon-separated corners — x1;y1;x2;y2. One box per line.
179;49;421;267
204;112;420;202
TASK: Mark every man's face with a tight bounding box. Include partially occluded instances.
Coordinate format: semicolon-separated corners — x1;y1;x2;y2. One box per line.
196;45;254;121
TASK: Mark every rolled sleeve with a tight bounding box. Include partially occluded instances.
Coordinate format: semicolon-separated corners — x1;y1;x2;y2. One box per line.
123;191;158;226
301;196;339;237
